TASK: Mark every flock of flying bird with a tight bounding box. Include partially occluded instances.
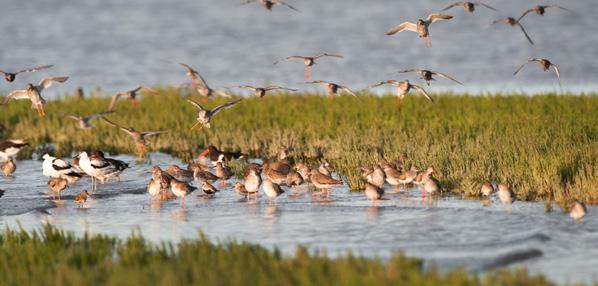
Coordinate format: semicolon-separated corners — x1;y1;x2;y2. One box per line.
0;1;586;221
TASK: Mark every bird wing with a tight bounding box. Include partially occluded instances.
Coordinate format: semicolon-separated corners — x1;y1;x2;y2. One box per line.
306;80;330;86
235;85;258;90
2;90;29;105
314;53;344;59
544;4;572;12
427;13;453;23
273;56;307;65
52;158;71;170
210;98;243;116
410;84;434;102
517;9;535;21
386;22;417;35
240;0;258;5
100;117;133;136
179;63;205;86
516;22;535;45
86;111;113;121
141;130;169;137
475;2;498;11
38;76;69;90
513;60;534;76
265;85;298;91
370;80;397;88
275;0;301;12
186;99;208;111
16;65;54;74
492;18;508;25
550;63;561;82
397;68;422;74
215;89;233;98
67;115;81;121
431;71;464;85
337;85;358;97
108;93;122;111
440;2;463;12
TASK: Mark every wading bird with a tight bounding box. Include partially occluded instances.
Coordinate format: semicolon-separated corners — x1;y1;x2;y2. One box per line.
513;58;561;86
0;65;53;82
306;80;357;99
74;190;89;207
179;63;231;101
241;0;300;12
364;183;384;206
187;98;242;130
370;80;433;106
1;77;69;117
67;111;113;133
108;86;156;111
2;157;16;178
441;2;497;13
492;17;534;45
397;68;463;86
569;201;586;221
274;53;343;80
101;117;169;157
386;13;453;48
518;4;571;21
232;85;297;98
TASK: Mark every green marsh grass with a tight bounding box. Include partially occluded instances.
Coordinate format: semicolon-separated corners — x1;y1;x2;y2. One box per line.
0;225;555;286
1;90;597;204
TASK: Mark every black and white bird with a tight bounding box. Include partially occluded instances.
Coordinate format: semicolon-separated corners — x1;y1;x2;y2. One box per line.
42;154;82;184
0;139;29;161
76;151;129;192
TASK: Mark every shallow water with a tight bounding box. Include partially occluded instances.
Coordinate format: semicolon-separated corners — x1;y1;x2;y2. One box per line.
0;0;597;96
0;153;596;284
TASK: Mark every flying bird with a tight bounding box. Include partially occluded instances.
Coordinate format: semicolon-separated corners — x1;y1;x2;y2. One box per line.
0;65;53;82
397;68;463;86
513;58;561;86
187;98;242;130
441;2;497;13
386;13;453;48
518;4;572;21
101;117;169;157
274;53;343;80
306;80;358;99
178;63;231;101
67;111;113;132
492;17;534;45
232;85;297;98
1;77;69;117
108;86;156;111
370;80;433;106
241;0;300;12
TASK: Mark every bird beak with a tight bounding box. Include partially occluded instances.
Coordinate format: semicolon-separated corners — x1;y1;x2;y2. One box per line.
189;122;201;131
198;149;209;157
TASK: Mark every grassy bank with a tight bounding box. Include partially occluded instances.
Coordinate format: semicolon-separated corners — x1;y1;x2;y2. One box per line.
1;90;597;204
0;225;554;286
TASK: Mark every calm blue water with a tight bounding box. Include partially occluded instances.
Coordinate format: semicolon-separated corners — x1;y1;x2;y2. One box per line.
0;0;596;97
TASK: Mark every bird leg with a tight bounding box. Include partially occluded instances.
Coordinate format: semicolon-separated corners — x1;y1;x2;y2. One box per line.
397;97;404;108
181;196;185;208
304;66;312;81
189;122;201;131
394;185;398;193
131;98;138;108
423;37;432;48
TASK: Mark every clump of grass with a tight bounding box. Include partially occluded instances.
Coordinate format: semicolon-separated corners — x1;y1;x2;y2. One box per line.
0;225;555;286
1;90;597;204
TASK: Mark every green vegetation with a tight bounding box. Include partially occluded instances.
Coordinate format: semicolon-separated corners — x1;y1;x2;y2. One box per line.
1;90;597;204
0;225;555;286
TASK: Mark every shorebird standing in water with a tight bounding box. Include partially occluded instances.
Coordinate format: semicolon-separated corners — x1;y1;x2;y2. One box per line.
481;181;494;197
67;111;113;134
232;85;297;98
569;201;587;222
364;183;384;206
441;2;497;13
241;0;300;12
397;68;463;86
274;53;343;80
518;4;572;21
1;157;16;178
497;183;515;205
370;80;433;107
108;86;156;111
187;98;242;130
74;190;89;207
492;17;534;45
386;13;453;48
179;63;231;101
1;77;69;117
513;58;561;86
306;80;358;99
101;117;169;158
0;65;53;82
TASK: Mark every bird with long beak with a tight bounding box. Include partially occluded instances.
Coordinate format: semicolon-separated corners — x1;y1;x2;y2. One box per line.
241;0;300;12
513;58;561;86
364;183;384;206
187;98;242;130
492;17;534;45
74;190;89;207
198;145;246;165
108;86;156;111
101;117;169;158
441;2;497;13
397;68;463;86
274;53;343;80
518;4;571;21
0;65;53;82
370;80;433;107
42;154;82;184
358;165;386;188
232;85;297;98
179;63;232;101
421;167;440;198
309;169;342;195
170;178;196;208
243;164;263;199
306;80;358;99
166;165;194;183
1;76;68;117
48;177;68;201
67;111;113;134
263;179;285;205
386;13;453;48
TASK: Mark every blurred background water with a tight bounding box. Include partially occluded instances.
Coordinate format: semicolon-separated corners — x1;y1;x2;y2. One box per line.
0;0;596;97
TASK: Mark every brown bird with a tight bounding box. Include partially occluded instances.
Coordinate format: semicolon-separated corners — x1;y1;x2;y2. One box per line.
513;58;561;86
215;162;233;182
481;181;494;197
233;85;297;98
234;182;250;197
108;86;156;111
243;164;263;199
241;0;300;12
310;169;342;193
101;117;169;157
170;178;197;208
198;179;219;196
67;111;113;132
492;17;534;45
1;77;69;117
370;80;433;106
166;165;194;183
48;177;68;200
306;80;358;99
398;68;463;86
198;145;246;165
364;182;384;205
274;53;343;80
179;63;231;100
569;201;587;221
441;2;498;13
0;65;53;82
386;13;453;48
518;4;571;21
187;98;243;130
2;157;16;178
74;190;89;207
497;183;515;204
263;163;288;185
